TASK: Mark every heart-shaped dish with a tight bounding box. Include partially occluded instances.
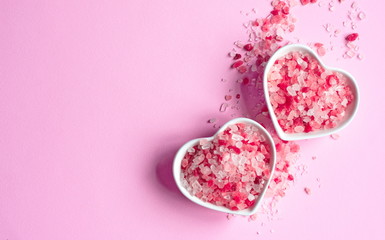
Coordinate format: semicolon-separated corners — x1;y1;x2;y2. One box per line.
263;44;360;141
173;118;276;216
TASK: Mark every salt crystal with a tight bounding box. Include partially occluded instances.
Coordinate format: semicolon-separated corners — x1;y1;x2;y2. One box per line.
287;86;297;96
358;11;366;20
208;118;216;123
220;103;228;112
325;24;332;32
292;83;301;91
294;126;305;133
225;95;232;101
330;133;340;140
187;147;195;153
304;187;311;195
317;46;326;56
346;50;355;58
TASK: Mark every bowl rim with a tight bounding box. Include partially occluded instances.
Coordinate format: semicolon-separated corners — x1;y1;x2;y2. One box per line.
263;44;360;141
173;117;277;216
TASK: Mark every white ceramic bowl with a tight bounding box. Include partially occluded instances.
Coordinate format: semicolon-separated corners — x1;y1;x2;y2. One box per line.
173;118;276;216
263;44;360;141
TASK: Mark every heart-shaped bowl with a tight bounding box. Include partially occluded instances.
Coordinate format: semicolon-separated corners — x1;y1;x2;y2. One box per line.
263;44;360;141
173;118;276;216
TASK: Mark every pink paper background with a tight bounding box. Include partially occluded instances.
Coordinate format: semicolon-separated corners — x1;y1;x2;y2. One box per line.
1;0;384;239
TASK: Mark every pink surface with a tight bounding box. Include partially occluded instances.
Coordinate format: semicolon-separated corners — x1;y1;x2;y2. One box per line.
1;0;384;239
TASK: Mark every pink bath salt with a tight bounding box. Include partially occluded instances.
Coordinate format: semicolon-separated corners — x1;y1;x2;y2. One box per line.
317;46;326;56
267;51;354;134
181;123;271;211
330;133;340;140
225;95;232;101
304;187;311;195
346;33;359;42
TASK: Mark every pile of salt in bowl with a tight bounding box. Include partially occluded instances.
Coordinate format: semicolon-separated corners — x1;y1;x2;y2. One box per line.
267;51;354;133
181;123;271;211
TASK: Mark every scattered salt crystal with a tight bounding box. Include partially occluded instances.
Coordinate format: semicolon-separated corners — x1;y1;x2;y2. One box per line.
325;24;332;32
317;46;326;56
208;118;216;123
330;133;340;140
220;103;228;112
357;54;363;60
304;187;311;195
346;42;355;49
225;95;232;101
358;11;366;20
346;50;355;58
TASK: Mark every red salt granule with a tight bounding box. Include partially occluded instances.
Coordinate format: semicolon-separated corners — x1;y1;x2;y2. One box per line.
233;53;242;60
271;10;280;16
346;33;359;42
314;43;326;56
267;51;354;134
232;60;244;68
244;44;254;51
181;123;271;211
243;77;250;85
